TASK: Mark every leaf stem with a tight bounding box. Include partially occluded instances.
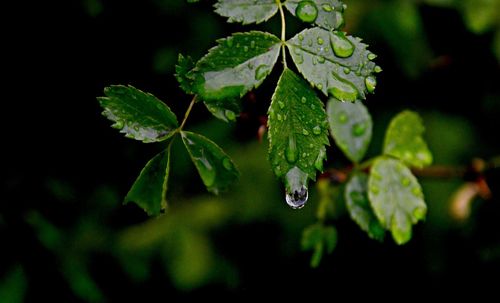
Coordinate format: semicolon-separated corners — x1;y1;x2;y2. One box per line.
276;0;288;68
179;95;197;131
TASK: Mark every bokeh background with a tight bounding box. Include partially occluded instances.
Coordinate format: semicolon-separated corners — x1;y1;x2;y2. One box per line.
3;0;500;301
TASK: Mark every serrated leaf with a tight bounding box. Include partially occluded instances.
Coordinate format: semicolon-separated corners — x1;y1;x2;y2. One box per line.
214;0;278;25
268;68;329;184
175;54;195;94
181;131;240;194
98;85;178;143
368;158;427;245
190;31;281;102
287;28;379;101
383;110;432;168
345;172;384;241
284;0;345;31
125;149;171;216
327;98;372;163
204;98;241;123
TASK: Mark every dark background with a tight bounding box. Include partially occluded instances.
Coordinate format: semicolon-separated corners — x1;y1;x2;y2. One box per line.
3;0;500;301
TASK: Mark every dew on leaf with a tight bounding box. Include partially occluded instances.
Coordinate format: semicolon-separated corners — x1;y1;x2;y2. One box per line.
368;53;377;60
285;167;309;209
277;113;283;121
296;1;318;23
285;135;299;164
314;148;326;171
222;158;232;170
255;65;270;80
303;129;310;136
401;178;410;187
334;11;345;29
374;66;383;73
322;3;333;12
331;32;354;58
301;97;307;104
413;207;426;220
317;37;324;45
343;67;351;74
328;74;359;102
352;122;367;137
365;76;377;93
225;109;236;121
278;101;285;109
338;111;348;123
313;125;322;135
317;56;326;64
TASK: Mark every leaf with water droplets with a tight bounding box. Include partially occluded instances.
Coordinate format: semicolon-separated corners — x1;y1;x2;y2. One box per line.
189;31;281;102
285;0;345;31
268;69;329;199
345;172;384;241
98;85;179;143
181;131;240;194
286;28;379;101
301;223;337;267
204;97;241;123
383;111;432;168
214;0;279;25
125;149;171;216
368;157;427;245
327;98;372;163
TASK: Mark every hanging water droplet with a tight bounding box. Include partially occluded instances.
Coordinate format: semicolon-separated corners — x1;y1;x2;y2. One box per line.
334;11;345;29
225;110;236;121
301;97;307;104
365;76;377;93
327;74;359;102
338;111;348;124
278;101;285;109
313;125;322;135
296;1;318;23
317;37;324;45
285;167;309;209
367;53;377;60
352;122;366;137
255;65;269;80
331;32;354;58
374;65;383;73
314;148;326;171
401;178;410;187
285;135;298;164
302;129;309;136
322;3;333;12
222;158;232;170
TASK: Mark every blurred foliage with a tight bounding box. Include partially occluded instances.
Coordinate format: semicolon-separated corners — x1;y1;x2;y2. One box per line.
2;0;499;300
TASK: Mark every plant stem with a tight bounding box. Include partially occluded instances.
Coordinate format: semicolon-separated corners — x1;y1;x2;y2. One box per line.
276;0;288;68
179;95;197;131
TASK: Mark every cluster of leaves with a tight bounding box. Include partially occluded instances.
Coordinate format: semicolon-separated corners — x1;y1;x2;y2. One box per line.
97;0;432;265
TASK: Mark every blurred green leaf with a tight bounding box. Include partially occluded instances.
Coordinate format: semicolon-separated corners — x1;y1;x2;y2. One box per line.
287;27;379;101
384;110;432;168
190;31;281;101
327;98;372;163
175;54;196;94
301;223;337;267
214;0;279;25
284;0;346;30
181;131;240;194
98;85;179;143
368;157;427;245
345;172;384;241
0;266;27;303
462;0;500;34
125;149;171;216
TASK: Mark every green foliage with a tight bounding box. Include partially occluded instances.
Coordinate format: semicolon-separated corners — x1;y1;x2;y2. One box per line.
98;85;178;143
175;54;195;94
368;158;427;245
327;98;372;163
287;28;379;101
0;266;27;303
383;110;433;168
214;0;278;25
301;223;337;267
125;150;171;216
181;131;240;194
284;0;345;31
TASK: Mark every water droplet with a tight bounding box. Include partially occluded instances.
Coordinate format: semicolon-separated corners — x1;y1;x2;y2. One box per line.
334;11;345;29
413;207;426;220
269;110;276;120
302;129;309;136
196;156;216;187
343;67;351;74
243;46;249;52
327;74;359;102
312;57;317;65
313;125;322;135
322;3;333;12
295;54;304;64
316;83;323;90
285;167;309;209
225;110;236;121
298;34;304;41
365;76;377;93
309;143;314;148
368;53;377;60
250;40;256;48
314;148;326;171
301;97;307;104
317;37;324;45
277;113;283;121
401;178;410;187
342;3;347;10
338;111;348;123
374;65;383;73
331;32;354;58
278;101;285;109
352;122;366;137
236;43;241;48
226;38;234;47
370;186;380;194
412;187;422;197
255;65;270;80
296;1;318;23
317;56;325;64
285;136;298;164
310;103;316;110
222;158;232;170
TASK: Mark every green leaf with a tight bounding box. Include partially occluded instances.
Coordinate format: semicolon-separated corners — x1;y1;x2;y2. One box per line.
322;225;338;253
287;28;379;102
204;98;241;123
284;0;345;31
181;131;240;194
125;149;171;216
268;68;329;181
190;31;281;102
175;54;196;94
301;223;337;267
345;172;384;241
301;223;324;250
327;98;372;163
98;85;179;143
368;158;427;245
214;0;279;25
383;110;432;168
